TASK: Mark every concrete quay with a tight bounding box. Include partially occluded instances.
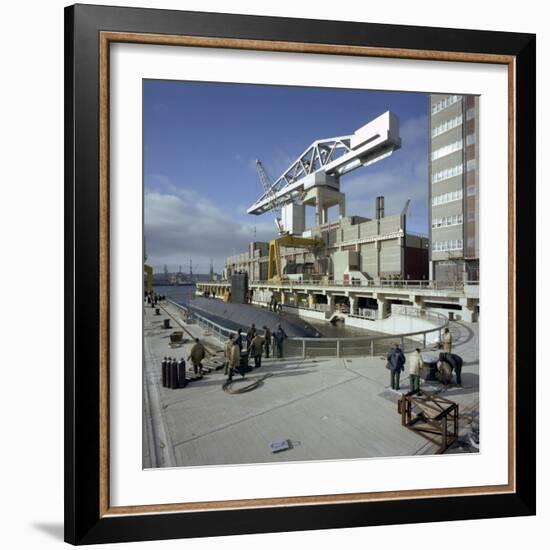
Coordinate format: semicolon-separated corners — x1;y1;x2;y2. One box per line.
197;279;479;322
143;300;479;469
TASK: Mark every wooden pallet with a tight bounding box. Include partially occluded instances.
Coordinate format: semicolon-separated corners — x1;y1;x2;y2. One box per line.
397;392;459;453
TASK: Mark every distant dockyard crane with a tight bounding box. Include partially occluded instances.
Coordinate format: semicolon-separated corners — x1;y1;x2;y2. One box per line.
250;111;402;281
255;160;285;234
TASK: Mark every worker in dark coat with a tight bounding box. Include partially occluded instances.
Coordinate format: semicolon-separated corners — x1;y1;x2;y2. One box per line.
235;328;244;351
188;338;206;376
273;324;287;358
246;324;256;352
387;343;406;391
262;325;272;358
438;352;464;386
249;334;265;369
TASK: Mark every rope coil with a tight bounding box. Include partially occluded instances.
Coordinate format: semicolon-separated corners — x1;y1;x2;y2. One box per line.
222;373;273;394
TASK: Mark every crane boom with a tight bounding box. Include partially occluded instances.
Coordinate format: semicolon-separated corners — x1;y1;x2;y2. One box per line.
247;111;401;217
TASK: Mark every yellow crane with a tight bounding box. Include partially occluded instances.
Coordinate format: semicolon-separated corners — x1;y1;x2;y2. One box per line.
267;234;323;281
144;263;153;292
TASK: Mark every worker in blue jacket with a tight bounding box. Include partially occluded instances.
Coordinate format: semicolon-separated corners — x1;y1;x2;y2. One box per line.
273;324;288;359
387;343;406;391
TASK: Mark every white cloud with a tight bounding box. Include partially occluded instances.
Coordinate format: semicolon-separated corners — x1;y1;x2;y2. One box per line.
144;187;276;272
341;114;429;233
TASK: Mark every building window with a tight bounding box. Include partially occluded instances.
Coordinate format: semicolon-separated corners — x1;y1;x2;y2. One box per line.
466;107;475;120
432;114;463;138
431;95;462;115
466;133;476;146
467;159;476;171
467;185;476;196
432;189;463;206
432;239;463;252
432;214;463;228
431;164;464;184
467;210;476;222
431;139;463;161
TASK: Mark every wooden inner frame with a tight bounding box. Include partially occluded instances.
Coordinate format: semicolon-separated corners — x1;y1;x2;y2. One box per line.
98;31;517;518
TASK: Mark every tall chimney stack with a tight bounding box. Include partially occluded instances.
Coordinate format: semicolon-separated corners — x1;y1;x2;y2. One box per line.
376;196;385;219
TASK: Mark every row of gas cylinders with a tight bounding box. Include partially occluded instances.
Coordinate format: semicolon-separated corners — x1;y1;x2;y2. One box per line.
161;357;187;389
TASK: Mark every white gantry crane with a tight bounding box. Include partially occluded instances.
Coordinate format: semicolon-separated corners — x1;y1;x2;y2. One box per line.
248;111;401;234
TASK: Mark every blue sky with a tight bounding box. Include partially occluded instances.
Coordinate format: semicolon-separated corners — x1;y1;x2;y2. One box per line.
144;80;429;273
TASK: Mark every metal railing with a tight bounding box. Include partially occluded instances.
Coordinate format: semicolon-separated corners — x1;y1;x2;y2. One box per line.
196;279;479;293
169;301;244;346
168;300;449;359
282;308;449;358
249;279;475;292
275;302;331;313
348;308;378;321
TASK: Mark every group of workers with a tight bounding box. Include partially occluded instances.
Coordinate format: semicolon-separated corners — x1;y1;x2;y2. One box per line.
386;328;464;392
183;323;465;392
144;289;165;305
176;321;290;385
223;323;288;381
268;295;282;313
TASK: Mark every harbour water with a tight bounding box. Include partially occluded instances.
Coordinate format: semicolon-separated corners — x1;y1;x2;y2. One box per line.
154;284;196;306
155;284;378;338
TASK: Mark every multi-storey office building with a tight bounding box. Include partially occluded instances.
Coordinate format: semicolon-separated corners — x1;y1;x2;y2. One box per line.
429;94;479;283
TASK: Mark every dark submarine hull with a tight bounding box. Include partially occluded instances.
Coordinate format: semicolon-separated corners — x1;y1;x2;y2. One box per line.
186;297;321;338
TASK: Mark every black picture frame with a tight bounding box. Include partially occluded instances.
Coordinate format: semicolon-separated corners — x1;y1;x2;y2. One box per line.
65;3;536;545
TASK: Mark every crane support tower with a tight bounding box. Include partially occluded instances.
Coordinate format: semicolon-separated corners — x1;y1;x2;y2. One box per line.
248;111;401;234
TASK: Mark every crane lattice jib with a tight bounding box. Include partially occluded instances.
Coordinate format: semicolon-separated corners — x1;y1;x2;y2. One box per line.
255;160;285;233
247;111;401;216
255;160;283;212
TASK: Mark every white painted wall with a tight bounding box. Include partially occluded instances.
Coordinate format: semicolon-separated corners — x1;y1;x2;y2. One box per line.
290;307;328;321
425;306;461;319
346;314;441;344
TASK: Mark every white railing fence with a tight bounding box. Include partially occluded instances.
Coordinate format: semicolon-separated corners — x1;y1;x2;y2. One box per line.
168;300;449;359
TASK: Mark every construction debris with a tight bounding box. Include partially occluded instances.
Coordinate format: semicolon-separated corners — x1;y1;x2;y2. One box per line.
269;439;291;453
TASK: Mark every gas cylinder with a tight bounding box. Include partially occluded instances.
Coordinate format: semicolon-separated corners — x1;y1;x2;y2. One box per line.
161;356;168;387
177;358;186;388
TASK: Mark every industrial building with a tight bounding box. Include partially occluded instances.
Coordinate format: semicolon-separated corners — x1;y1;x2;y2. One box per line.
429;94;479;283
201;109;478;322
225;202;429;284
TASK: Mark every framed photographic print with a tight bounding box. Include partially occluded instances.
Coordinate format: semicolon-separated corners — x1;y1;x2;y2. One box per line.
65;3;536;545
